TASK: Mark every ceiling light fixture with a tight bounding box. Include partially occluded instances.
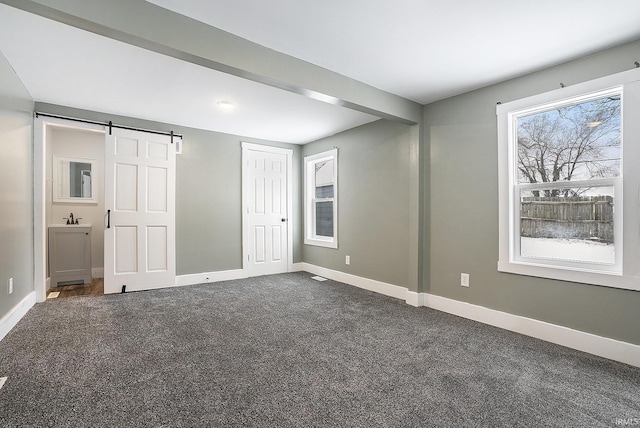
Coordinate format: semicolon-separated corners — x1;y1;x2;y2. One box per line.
216;100;235;110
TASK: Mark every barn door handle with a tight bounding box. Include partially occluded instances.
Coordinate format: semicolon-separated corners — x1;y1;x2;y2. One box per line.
107;209;111;229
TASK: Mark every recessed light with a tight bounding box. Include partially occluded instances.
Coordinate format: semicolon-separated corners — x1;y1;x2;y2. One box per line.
216;100;235;110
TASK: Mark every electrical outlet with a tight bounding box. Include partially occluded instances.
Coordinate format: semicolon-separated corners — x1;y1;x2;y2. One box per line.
8;278;13;294
460;273;470;287
345;255;351;265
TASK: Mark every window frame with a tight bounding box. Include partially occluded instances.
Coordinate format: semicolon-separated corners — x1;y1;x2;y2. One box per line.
304;148;338;248
497;68;640;291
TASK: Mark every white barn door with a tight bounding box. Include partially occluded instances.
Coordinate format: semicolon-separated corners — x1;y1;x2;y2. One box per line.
104;128;177;294
242;143;292;277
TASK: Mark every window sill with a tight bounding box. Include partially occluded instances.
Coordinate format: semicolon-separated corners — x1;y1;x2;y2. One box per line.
497;260;640;291
304;238;338;249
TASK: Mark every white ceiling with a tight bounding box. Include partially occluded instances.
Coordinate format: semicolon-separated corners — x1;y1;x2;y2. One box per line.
1;1;640;143
0;4;377;144
149;0;640;104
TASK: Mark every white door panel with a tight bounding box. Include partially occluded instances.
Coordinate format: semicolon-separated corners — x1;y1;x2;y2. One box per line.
105;128;177;293
115;163;138;211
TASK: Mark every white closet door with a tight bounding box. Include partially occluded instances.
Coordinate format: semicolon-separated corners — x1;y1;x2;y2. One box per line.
245;146;290;276
104;128;177;293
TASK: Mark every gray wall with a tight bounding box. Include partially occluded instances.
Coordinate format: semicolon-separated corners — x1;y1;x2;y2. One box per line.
302;120;412;288
0;51;34;320
35;103;302;276
424;39;640;345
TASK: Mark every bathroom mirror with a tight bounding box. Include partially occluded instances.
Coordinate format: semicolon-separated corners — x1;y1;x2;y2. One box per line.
53;155;97;203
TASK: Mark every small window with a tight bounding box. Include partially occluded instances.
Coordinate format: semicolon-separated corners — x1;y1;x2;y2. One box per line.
497;68;640;290
305;149;338;248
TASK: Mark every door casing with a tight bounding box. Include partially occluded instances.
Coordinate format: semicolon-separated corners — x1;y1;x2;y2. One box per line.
34;116;105;302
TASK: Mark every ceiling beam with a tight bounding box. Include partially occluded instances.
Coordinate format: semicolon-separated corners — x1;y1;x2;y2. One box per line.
0;0;422;124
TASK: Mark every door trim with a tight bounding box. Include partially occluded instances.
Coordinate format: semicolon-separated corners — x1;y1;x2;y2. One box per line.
241;142;293;276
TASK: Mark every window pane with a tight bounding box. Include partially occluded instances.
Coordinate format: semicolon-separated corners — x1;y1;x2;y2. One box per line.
315;184;334;198
315;159;334;196
520;187;614;264
516;94;621;184
315;201;333;237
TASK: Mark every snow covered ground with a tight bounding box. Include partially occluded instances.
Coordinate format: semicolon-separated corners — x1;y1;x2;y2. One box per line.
521;237;614;264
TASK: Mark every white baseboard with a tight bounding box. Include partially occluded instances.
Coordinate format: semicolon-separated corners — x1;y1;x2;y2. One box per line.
175;269;247;287
91;268;104;278
421;293;640;368
405;290;425;307
295;262;409;300
295;263;639;368
0;291;36;342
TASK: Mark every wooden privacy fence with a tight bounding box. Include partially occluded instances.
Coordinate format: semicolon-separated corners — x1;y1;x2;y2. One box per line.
520;196;613;243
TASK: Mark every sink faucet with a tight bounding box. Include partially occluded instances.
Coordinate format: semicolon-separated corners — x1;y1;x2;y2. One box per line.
63;213;81;225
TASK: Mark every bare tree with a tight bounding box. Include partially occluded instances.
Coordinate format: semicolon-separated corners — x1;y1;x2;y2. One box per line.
517;95;621;197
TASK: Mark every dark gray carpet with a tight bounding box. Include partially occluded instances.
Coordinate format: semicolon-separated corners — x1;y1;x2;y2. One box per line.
0;272;638;427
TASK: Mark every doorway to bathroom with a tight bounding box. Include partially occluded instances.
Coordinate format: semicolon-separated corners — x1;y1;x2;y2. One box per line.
34;115;181;302
40;119;106;300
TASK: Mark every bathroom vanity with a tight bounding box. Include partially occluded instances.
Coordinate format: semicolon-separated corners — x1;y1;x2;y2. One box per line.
48;224;92;287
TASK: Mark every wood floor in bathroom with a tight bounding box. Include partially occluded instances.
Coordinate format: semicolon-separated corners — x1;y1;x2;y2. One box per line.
48;278;104;299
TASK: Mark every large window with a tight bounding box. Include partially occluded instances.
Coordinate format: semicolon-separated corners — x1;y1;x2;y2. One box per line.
304;149;338;248
497;68;640;290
